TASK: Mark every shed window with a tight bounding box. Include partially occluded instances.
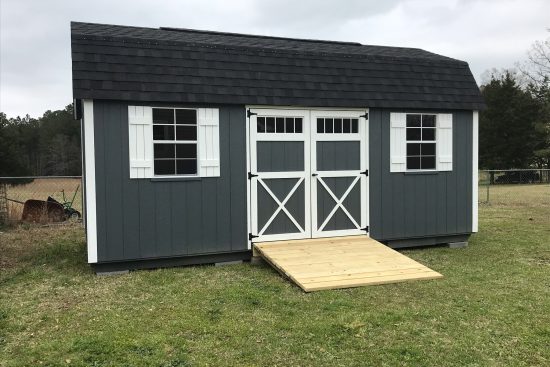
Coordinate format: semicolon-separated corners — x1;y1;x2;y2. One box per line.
317;118;358;134
153;108;197;175
257;117;303;133
406;114;436;170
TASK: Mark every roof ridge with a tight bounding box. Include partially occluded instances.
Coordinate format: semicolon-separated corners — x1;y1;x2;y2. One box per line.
159;27;363;47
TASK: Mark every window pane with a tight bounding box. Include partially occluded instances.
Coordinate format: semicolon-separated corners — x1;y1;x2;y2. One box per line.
176;144;197;159
295;118;303;133
257;117;266;133
351;119;358;133
154;143;175;159
343;119;351;133
421;156;436;169
407;143;421;156
407;157;420;170
422;128;435;141
317;118;324;133
154;159;175;175
406;128;421;141
285;118;294;133
422;114;436;127
153;108;174;125
276;117;285;133
335;119;343;133
176;126;197;141
175;109;197;125
153;125;175;140
176;159;197;175
421;143;436;156
325;118;334;133
266;117;275;133
406;114;421;127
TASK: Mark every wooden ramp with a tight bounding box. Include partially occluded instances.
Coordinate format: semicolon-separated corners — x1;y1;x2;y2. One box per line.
253;236;443;292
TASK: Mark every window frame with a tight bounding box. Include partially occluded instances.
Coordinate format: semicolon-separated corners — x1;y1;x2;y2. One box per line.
405;113;437;172
152;107;199;177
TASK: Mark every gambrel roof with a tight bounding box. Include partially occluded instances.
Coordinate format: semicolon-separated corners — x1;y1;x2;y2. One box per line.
71;22;485;110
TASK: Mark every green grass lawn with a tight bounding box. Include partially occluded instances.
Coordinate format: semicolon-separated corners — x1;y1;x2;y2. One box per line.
1;186;549;366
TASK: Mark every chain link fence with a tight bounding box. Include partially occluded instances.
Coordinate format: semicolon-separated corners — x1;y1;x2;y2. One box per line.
0;176;83;225
1;171;548;225
479;169;550;207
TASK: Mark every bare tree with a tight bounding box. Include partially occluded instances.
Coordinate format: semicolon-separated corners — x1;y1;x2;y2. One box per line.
517;30;550;89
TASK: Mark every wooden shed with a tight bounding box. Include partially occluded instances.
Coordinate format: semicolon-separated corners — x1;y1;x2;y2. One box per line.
71;22;484;274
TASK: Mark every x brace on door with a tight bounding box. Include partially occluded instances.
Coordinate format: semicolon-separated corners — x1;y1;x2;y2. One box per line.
316;175;361;231
257;177;305;236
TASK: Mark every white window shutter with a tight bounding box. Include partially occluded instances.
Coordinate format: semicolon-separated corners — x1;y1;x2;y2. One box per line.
128;106;153;179
437;113;453;171
390;112;407;172
198;108;220;177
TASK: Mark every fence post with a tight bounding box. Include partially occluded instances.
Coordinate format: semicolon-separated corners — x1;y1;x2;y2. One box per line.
486;179;490;203
0;183;8;225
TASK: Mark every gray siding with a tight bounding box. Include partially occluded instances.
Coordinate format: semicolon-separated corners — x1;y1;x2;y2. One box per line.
93;101;247;262
369;109;473;241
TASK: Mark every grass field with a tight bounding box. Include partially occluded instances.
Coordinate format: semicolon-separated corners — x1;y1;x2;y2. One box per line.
0;185;549;366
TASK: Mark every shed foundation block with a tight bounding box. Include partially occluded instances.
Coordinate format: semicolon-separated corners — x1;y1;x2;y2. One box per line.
215;260;243;267
448;241;468;249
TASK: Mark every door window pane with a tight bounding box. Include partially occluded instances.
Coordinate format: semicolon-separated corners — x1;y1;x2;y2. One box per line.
257;117;266;133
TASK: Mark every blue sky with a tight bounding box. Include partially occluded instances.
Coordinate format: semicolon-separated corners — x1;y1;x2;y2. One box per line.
1;0;549;117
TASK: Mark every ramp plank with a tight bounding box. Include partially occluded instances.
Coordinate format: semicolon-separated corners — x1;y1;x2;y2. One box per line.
254;236;443;292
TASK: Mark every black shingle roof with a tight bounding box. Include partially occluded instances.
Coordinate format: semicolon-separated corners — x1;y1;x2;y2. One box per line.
71;22;485;110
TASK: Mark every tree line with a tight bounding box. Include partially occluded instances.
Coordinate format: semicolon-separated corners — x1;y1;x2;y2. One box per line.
0;105;81;177
0;35;549;177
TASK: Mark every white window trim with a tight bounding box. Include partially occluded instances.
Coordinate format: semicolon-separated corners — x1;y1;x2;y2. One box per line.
152;107;200;178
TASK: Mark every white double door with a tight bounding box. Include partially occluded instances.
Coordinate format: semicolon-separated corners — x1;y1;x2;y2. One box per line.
249;108;368;243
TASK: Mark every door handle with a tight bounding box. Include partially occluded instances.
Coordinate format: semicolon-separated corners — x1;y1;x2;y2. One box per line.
312;173;318;177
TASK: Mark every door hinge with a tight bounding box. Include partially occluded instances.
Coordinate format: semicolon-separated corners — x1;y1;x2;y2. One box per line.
361;169;369;176
247;109;257;118
248;172;258;180
362;226;369;232
249;233;259;241
360;112;369;120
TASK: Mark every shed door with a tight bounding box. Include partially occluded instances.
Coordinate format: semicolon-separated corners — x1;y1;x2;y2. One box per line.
249;108;368;243
311;111;368;237
249;109;311;242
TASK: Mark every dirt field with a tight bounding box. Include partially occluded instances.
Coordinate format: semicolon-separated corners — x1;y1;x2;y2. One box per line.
4;178;83;222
